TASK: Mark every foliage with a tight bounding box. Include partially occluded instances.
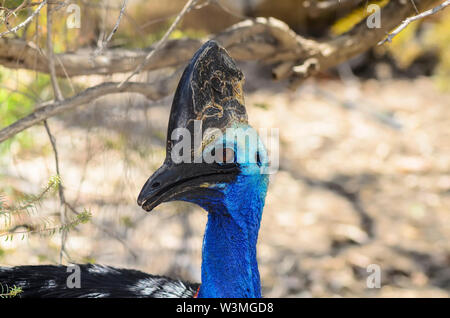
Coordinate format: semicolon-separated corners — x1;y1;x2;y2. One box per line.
0;283;22;298
0;175;60;219
0;176;92;241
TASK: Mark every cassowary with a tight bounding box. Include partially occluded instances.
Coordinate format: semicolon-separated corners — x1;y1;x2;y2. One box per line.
0;40;270;298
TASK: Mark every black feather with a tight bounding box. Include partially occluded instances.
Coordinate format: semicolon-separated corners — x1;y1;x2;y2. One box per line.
0;264;198;298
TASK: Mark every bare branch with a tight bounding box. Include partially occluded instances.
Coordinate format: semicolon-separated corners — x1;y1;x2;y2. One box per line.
0;70;182;143
0;0;442;144
43;120;69;262
45;2;67;262
0;0;440;81
378;0;449;45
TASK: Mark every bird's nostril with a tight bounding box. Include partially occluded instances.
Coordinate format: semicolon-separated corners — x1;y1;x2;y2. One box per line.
151;182;160;188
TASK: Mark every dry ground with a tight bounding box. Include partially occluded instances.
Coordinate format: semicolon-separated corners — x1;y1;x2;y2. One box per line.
1;67;449;297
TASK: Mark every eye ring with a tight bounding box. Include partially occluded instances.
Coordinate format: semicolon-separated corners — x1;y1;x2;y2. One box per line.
223;147;235;163
216;146;235;164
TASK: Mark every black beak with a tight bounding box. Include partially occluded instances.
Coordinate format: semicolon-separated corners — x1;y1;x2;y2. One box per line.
137;161;239;212
137;40;245;212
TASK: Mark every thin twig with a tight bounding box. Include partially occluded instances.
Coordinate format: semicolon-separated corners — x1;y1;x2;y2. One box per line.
118;0;199;87
43;120;69;263
378;0;449;45
45;2;67;262
93;0;129;57
0;0;47;38
410;0;420;13
55;55;76;94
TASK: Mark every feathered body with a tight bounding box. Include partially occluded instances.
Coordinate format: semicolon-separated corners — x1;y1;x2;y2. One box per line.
0;264;198;298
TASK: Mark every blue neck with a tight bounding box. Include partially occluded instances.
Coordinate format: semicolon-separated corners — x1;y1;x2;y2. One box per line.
197;175;268;298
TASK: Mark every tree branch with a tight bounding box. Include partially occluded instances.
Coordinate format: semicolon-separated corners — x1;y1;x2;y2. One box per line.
0;0;441;144
0;0;440;81
0;71;181;143
45;1;68;263
43;120;70;262
0;36;201;76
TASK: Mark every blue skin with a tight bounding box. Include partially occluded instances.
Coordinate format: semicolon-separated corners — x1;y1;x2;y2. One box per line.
182;125;270;298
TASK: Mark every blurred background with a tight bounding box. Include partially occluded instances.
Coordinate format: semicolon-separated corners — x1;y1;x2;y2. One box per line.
0;0;449;297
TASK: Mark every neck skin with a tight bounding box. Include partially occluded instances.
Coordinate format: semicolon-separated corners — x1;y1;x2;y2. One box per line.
197;176;268;298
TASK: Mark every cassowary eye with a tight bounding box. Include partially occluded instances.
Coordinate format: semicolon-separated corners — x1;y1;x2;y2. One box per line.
216;147;235;163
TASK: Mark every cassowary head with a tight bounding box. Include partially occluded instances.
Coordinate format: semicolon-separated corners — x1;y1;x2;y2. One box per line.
137;40;269;215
